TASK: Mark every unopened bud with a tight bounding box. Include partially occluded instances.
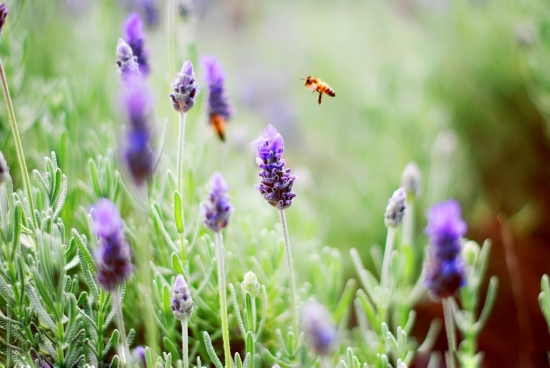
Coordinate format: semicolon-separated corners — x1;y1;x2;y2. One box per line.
384;188;406;228
401;162;422;199
462;240;480;267
171;274;193;321
241;271;260;298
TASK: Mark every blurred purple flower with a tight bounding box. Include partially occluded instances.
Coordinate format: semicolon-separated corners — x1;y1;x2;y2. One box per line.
253;124;296;210
0;3;8;35
424;199;467;299
302;300;337;356
202;173;234;232
116;38;141;81
132;346;146;365
171;274;194;321
123;76;154;185
92;199;133;291
170;60;199;113
201;55;232;141
124;13;150;75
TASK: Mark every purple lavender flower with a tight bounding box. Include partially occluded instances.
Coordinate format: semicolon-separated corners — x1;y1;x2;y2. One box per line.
0;3;8;35
123;76;154;185
202;173;234;232
124;13;150;75
201;55;232;141
384;188;406;228
92;199;133;291
131;346;146;365
302;300;337;356
116;38;141;80
170;60;199;113
254;125;296;210
424;199;467;299
171;274;194;321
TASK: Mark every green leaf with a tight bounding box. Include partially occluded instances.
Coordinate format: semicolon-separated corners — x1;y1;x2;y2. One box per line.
145;346;154;368
26;284;57;332
171;253;185;275
110;355;120;368
356;289;379;333
203;332;223;368
334;278;357;322
104;329;119;357
174;190;184;234
9;201;21;263
164;336;180;361
89;159;101;198
53;174;68;219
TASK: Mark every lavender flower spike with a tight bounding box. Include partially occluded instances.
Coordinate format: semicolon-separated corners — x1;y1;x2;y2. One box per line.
0;3;8;36
384;188;406;228
202;173;234;232
254;124;296;210
424;199;467;299
123;76;154;185
170;60;199;113
202;55;232;141
116;38;141;80
171;274;194;321
92;199;133;291
302;300;337;356
124;13;150;75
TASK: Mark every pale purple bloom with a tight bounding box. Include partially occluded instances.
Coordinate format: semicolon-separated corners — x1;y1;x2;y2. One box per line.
302;300;337;356
123;76;154;185
0;3;8;35
401;162;422;198
254;125;296;210
92;199;133;291
124;13;150;75
171;274;193;321
202;56;232;140
170;60;199;113
384;188;406;228
132;346;146;365
116;38;141;80
202;173;234;232
424;200;467;299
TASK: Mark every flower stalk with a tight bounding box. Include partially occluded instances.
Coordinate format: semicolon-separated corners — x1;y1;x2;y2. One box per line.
0;58;37;229
113;288;131;366
279;209;299;335
443;298;457;368
216;231;231;368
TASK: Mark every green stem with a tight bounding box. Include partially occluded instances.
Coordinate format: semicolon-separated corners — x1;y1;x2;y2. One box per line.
0;58;37;229
379;226;396;322
182;318;189;368
215;231;231;368
278;209;299;336
402;199;415;246
177;112;188;270
113;288;131;367
443;298;457;368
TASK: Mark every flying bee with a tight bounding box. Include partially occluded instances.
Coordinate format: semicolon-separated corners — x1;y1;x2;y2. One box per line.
302;76;336;105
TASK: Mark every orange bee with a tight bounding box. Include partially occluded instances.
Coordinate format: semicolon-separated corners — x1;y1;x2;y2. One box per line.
302;76;336;105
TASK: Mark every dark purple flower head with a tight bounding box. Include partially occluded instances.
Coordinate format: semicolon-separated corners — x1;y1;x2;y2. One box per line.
425;200;467;260
171;274;194;320
170;60;199;113
0;4;8;35
92;199;133;291
253;125;296;210
116;38;141;80
302;300;337;356
384;188;406;228
124;13;150;75
123;76;154;185
424;199;467;299
202;55;232;140
202;173;234;232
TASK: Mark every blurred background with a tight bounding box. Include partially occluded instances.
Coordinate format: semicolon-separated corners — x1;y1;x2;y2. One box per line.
2;0;550;366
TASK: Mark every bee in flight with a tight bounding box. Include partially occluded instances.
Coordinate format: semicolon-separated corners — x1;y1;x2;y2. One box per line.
302;76;336;105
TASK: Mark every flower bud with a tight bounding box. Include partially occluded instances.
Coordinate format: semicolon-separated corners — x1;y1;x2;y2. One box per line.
171;274;193;321
384;188;406;228
401;162;422;199
462;240;480;268
241;271;260;298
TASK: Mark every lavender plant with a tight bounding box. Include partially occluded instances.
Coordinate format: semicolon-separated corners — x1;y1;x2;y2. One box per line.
0;1;514;367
